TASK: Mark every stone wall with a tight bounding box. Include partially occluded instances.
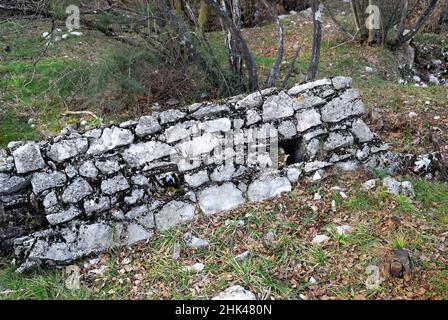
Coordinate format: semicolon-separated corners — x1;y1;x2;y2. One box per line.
0;77;401;272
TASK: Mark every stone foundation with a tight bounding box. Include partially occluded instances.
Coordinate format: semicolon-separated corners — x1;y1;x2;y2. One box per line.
0;77;404;272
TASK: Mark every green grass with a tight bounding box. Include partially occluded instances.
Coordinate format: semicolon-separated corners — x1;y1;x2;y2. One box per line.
0;264;94;300
0;112;37;147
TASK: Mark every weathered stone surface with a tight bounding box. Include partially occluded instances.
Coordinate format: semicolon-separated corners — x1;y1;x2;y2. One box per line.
77;223;120;252
0;173;29;195
247;175;291;202
212;285;256;300
12;143;46;174
183;232;209;248
43;192;58;208
31;171;67;194
126;223;153;245
79;161;98;179
47;139;89;162
184;170;209;188
154;201;196;231
164;121;198;143
324;132;354;151
287;78;331;96
159;109;187;124
278;120;297;139
263;92;295;121
47;206;81;225
296;108;322;132
62;178;93;203
235;92;263;109
135;116;161;137
123;141;173;168
124;189;145;205
101;174;130;195
94;159;121;175
87;127;134;155
351;118;374;143
246;109;262;126
210;165;235;182
304;161;332;173
383;177;401;195
198;183;244;214
295;96;326;109
83;196;111;214
191;104;229;119
199;118;232;133
321;89;365;123
332;76;352;90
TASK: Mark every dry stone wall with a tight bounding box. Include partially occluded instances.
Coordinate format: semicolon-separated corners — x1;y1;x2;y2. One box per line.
0;77;402;272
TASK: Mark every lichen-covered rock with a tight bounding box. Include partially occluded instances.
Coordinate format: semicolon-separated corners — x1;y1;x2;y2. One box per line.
122;141;173;168
101;174;130;195
210;165;235;182
184;170;209;188
247;175;291;202
79;161;98;179
135;116;161;137
31;171;67;194
198;183;244;214
262;92;295;121
126;223;153;245
246;109;262;126
212;285;256;300
47;138;89;162
46;206;81;225
87;127;134;155
159;109;187;125
12;143;46;174
0;173;29;195
324;132;354;151
61;178;93;203
94;159;121;175
199;118;232;133
83;196;111;214
154;201;196;231
191;104;229;119
296;108;322;132
278;120;297;139
351;119;374;143
77;223;121;252
320;89;365;123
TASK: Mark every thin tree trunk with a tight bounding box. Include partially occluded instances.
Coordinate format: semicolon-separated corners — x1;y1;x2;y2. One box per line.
261;0;284;88
156;0;221;88
389;0;440;49
205;0;259;91
306;0;323;82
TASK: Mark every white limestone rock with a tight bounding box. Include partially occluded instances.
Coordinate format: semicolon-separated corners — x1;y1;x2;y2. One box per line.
247;175;291;202
198;183;244;214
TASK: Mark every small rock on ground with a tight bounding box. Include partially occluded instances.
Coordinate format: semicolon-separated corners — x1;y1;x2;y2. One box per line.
211;285;256;300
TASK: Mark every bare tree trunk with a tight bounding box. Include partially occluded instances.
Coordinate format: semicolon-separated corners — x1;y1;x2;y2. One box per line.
205;0;259;91
397;0;409;43
350;0;362;31
156;0;221;88
261;0;284;88
389;0;440;49
306;0;323;82
223;0;243;78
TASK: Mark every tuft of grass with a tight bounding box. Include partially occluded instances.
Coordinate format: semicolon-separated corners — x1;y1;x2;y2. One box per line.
0;264;94;300
0;113;37;148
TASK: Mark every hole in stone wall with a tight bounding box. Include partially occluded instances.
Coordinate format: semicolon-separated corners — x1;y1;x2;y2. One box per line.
278;138;305;168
